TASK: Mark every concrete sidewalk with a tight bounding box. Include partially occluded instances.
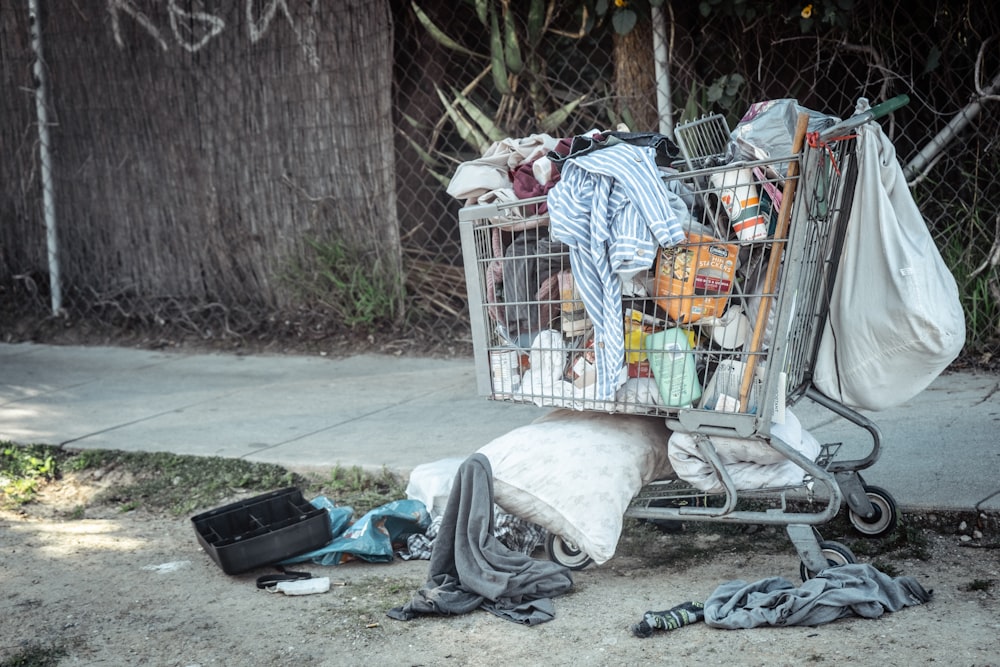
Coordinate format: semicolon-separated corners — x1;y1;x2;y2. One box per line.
1;342;997;514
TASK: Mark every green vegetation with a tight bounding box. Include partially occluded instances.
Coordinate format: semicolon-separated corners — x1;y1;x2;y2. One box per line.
285;238;401;331
962;578;995;592
0;642;68;667
325;464;408;516
73;449;302;516
913;143;1000;360
0;441;404;518
940;209;1000;358
0;444;58;507
335;575;423;621
870;560;901;577
806;505;930;562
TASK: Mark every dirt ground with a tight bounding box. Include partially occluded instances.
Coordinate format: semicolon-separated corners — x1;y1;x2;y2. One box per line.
2;473;999;667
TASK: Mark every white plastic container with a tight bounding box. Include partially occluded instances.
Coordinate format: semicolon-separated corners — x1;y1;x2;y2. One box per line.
275;577;331;596
702;306;750;349
710;167;769;243
489;349;521;395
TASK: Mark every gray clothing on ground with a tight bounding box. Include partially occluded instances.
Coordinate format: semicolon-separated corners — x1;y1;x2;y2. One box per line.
387;453;573;625
704;563;932;629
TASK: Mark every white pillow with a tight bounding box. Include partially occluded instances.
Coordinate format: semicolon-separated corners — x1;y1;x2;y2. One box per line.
477;409;674;565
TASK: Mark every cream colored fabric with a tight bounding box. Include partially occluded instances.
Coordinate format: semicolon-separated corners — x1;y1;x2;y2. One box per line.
478;410;673;565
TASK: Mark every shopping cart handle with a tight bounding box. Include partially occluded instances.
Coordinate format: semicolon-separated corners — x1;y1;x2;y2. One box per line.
868;94;910;120
819;94;910;140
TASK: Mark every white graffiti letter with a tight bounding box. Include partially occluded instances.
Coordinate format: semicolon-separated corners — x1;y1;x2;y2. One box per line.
246;0;319;69
246;0;290;43
168;1;226;52
107;0;169;51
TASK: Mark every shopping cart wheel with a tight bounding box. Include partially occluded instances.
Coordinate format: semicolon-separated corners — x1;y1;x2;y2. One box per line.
848;485;898;539
545;533;593;570
799;540;856;582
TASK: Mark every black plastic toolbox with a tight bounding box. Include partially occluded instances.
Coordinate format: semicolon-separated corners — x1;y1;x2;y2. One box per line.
191;487;333;575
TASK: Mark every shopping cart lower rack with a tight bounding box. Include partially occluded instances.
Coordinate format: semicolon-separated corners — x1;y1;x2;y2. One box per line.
457;98;908;577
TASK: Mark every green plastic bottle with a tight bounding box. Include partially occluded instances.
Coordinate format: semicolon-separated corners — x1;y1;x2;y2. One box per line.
644;328;702;407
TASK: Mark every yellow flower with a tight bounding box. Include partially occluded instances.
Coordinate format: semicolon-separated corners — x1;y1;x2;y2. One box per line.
615;0;628;7
801;4;813;18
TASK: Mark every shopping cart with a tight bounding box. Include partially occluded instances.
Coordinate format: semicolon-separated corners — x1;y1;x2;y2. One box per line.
458;96;908;578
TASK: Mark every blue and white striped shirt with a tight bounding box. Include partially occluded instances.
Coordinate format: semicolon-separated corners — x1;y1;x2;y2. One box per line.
548;142;689;400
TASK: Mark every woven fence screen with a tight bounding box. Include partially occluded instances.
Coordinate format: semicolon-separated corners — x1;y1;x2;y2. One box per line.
3;1;998;359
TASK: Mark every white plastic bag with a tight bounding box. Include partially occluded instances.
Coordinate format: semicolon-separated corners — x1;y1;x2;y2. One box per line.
812;120;965;410
405;457;465;520
731;99;840;176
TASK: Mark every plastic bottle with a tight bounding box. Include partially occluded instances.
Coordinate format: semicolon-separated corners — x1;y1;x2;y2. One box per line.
643;328;702;407
624;310;648;364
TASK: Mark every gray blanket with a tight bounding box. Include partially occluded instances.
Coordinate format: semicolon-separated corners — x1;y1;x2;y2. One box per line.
705;563;932;629
387;453;573;625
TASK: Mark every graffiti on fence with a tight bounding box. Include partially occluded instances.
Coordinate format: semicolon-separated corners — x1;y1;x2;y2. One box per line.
107;0;319;68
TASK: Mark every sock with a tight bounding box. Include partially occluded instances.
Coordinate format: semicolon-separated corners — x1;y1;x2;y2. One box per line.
631;601;705;637
630;620;654;638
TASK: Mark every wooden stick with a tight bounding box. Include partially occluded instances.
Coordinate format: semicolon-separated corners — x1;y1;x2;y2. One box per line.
737;112;810;410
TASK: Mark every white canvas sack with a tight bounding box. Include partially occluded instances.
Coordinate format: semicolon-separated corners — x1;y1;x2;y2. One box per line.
812;120;965;410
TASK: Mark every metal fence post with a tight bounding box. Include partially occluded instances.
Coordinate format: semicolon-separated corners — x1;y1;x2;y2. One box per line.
28;0;61;314
651;3;674;138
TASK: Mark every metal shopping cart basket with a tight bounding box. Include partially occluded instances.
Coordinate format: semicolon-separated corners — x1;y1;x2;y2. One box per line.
458;96;908;578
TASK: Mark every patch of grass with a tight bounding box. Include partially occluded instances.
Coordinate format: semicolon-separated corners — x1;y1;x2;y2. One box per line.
922;160;1000;357
0;441;408;520
81;450;304;515
1;444;60;507
870;560;901;577
62;448;114;473
941;228;1000;355
360;575;417;601
0;641;68;667
322;465;407;515
337;575;422;620
285;238;403;330
962;578;995;592
846;522;931;561
118;500;141;513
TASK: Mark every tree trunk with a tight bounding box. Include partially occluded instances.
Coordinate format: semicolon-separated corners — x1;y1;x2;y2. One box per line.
613;19;658;132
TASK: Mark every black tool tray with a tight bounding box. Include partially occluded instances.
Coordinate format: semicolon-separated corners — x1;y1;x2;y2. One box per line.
191;487;333;575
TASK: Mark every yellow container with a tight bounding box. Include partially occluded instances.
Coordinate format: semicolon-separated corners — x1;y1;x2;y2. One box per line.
624;312;647;364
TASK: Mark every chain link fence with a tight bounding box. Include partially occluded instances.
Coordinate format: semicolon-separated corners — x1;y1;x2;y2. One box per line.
2;1;999;361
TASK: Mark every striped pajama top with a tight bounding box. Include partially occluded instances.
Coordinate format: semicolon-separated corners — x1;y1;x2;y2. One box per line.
548;141;689;400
